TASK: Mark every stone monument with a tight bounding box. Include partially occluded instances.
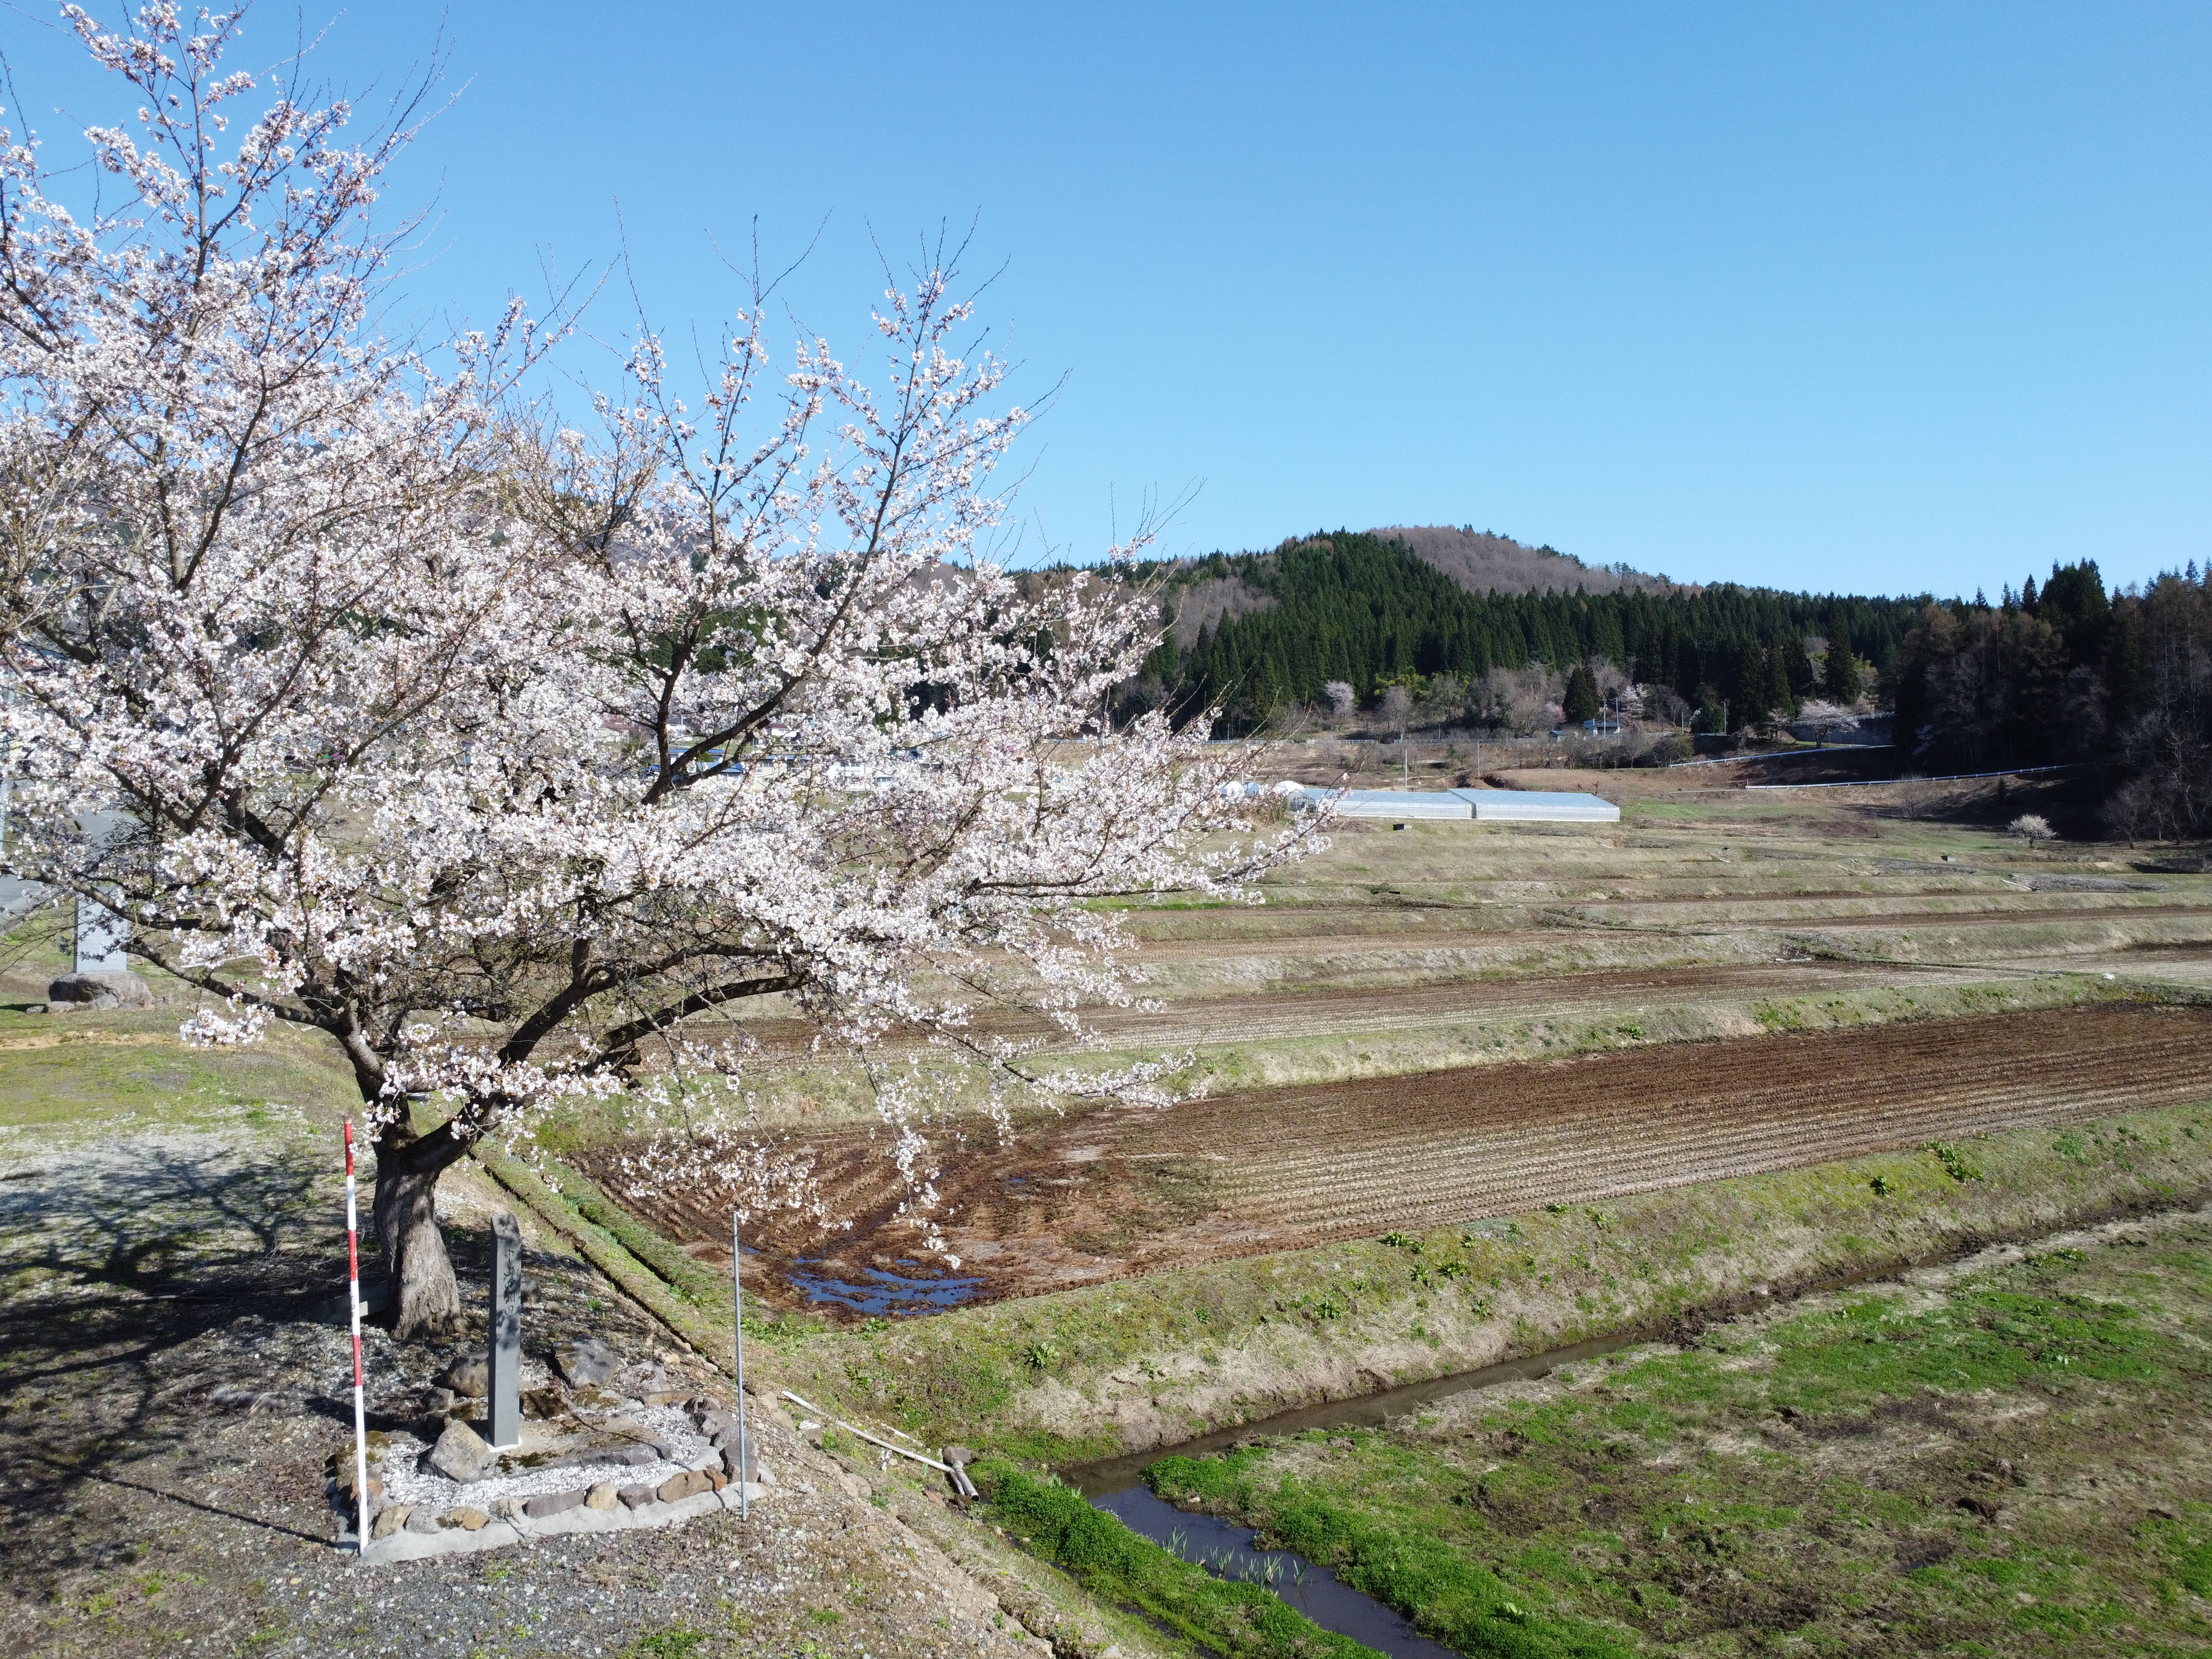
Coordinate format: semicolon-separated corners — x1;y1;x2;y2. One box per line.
488;1212;521;1449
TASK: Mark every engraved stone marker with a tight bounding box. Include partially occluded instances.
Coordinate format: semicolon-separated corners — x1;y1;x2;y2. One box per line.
488;1212;521;1449
74;888;129;974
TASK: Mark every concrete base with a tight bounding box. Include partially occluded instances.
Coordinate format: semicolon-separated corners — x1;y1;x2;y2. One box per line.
342;1482;773;1563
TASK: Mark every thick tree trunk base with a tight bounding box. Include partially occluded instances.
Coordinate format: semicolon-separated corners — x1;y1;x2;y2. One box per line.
373;1151;463;1343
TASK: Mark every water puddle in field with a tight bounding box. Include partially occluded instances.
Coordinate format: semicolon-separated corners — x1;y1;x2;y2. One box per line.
1091;1484;1465;1659
784;1259;984;1316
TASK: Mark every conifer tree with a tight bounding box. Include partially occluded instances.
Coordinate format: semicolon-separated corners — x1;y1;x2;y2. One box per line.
1822;627;1865;705
1562;664;1601;724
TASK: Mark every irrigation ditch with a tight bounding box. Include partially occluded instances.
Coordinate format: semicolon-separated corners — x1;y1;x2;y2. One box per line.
993;1192;2212;1659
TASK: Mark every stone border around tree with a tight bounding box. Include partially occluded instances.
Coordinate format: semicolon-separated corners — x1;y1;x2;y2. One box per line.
342;1480;773;1564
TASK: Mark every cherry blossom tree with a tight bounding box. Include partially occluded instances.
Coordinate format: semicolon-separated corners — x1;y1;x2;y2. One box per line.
0;5;1304;1337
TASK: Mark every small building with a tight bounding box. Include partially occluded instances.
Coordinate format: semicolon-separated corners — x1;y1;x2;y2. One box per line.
1302;787;1620;824
1308;788;1479;820
1457;789;1619;823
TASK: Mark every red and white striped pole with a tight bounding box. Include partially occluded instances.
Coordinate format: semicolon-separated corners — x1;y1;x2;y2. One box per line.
345;1120;371;1556
732;1208;748;1523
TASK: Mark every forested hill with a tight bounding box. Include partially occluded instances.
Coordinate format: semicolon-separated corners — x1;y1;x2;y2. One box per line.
1119;530;1923;730
1373;524;1676;596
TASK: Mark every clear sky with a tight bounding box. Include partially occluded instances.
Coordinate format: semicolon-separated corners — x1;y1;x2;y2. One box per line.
6;2;2209;598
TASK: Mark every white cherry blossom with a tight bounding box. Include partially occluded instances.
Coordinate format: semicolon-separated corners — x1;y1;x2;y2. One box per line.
0;4;1313;1335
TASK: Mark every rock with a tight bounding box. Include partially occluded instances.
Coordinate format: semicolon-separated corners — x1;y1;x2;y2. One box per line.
370;1504;413;1540
521;1386;568;1420
524;1488;587;1518
586;1482;620;1511
490;1496;525;1520
554;1337;622;1387
656;1469;714;1503
441;1506;491;1531
721;1442;760;1483
619;1483;659;1509
442;1357;489;1398
404;1507;439;1535
426;1418;498;1483
330;1467;384;1505
46;972;153;1010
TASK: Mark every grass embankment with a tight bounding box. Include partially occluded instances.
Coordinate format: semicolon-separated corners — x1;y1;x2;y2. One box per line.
1149;1212;2212;1654
771;1102;2212;1465
0;1010;358;1132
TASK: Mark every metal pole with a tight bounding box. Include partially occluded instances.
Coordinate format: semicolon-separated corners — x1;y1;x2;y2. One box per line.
732;1209;748;1521
344;1121;371;1557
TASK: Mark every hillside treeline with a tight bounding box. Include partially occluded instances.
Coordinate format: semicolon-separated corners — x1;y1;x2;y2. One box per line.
1894;561;2211;839
1121;532;1920;731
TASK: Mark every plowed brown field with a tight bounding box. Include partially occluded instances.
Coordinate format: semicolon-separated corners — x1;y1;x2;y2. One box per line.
586;1003;2212;1316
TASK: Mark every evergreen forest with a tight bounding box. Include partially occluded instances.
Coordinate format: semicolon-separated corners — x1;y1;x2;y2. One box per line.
1115;531;1920;731
1097;530;2212;841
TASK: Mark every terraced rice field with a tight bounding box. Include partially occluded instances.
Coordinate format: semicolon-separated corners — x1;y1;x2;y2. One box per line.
590;1001;2212;1314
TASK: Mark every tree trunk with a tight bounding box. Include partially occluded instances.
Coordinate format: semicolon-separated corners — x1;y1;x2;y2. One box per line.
372;1135;464;1342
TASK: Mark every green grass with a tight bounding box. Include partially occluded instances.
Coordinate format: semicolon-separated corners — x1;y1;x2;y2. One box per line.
1150;1451;1631;1658
0;1021;359;1130
1143;1228;2212;1654
621;1629;708;1659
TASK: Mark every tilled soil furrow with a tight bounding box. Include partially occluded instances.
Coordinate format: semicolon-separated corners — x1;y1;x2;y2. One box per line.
591;1004;2212;1313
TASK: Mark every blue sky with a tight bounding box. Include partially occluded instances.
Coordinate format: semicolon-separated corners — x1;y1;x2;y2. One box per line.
7;2;2209;597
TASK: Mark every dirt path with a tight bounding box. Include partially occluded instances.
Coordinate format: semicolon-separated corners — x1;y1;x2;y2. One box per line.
601;1003;2212;1313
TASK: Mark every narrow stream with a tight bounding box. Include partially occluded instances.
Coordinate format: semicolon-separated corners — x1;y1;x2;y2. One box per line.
1063;1257;1937;1658
1068;1333;1646;1659
1056;1211;2194;1657
1092;1485;1464;1659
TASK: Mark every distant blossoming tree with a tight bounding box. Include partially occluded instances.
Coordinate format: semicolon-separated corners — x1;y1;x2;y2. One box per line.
0;5;1303;1337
